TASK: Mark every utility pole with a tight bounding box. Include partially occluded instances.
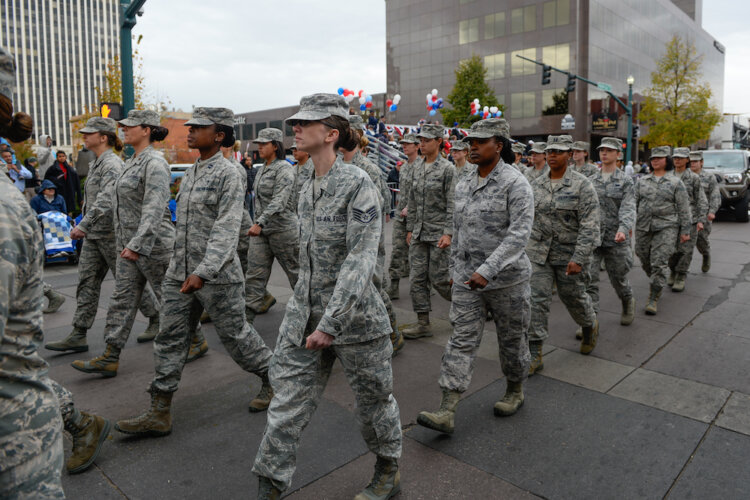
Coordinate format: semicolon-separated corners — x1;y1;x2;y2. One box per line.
120;0;147;115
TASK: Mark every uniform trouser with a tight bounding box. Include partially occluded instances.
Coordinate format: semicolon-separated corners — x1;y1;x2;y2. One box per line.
669;225;698;274
388;216;410;283
588;243;634;314
375;235;397;330
697;221;712;256
103;252;170;349
408;239;452;313
50;379;74;425
245;228;300;312
439;283;531;392
150;278;273;393
528;261;596;342
252;333;402;492
635;226;678;290
73;237;159;330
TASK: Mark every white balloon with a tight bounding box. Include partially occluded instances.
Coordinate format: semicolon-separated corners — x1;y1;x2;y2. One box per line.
345;95;354;103
393;94;401;103
474;98;480;104
483;106;489;112
426;93;432;102
431;89;438;96
490;106;498;113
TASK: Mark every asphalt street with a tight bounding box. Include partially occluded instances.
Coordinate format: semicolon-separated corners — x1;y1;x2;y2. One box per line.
42;218;750;499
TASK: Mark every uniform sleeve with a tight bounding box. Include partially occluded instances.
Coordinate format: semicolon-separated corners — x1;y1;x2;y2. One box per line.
572;180;601;266
316;177;382;337
476;176;534;280
255;163;295;228
443;164;456;236
694;176;708;224
405;172;416;233
674;181;692;235
708;175;721;214
193;171;243;281
397;163;411;211
617;175;636;235
126;158;171;256
76;162;119;234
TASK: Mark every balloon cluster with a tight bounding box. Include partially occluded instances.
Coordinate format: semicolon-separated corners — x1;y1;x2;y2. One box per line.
385;94;401;112
469;98;502;119
425;89;443;116
338;88;374;111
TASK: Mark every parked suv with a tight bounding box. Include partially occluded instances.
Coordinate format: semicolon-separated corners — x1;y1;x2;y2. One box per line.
702;150;750;222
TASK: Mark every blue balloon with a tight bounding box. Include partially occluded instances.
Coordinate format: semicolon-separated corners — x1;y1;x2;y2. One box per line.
429;109;437;116
497;110;502;117
389;104;397;112
366;95;373;102
337;87;344;95
359;104;366;111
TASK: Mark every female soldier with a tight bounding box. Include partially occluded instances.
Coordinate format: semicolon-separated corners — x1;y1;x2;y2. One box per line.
689;151;721;272
571;141;599;177
291;141;314;212
418;118;533;435
245;128;299;321
635;147;692;314
511;142;526;170
667;147;707;292
450;140;472;177
72;110;174;378
252;94;402;500
49;117;161;354
524;142;548;181
115;108;275;437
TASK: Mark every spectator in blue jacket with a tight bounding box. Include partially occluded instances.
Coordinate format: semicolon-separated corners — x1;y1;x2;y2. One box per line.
30;179;67;214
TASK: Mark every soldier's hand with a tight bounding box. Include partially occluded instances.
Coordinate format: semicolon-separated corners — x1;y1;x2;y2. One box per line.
121;248;140;261
70;227;86;240
180;274;204;294
696;222;704;232
406;232;412;246
566;261;582;275
248;224;262;237
680;234;691;243
708;213;715;222
449;279;454;287
614;231;626;243
464;272;488;290
401;207;408;217
437;234;452;249
305;329;334;350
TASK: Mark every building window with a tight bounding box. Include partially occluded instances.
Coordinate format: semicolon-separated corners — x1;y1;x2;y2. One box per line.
542;88;565;110
484;53;506;79
511;5;536;34
543;0;570;28
241;123;252;140
511;48;537;76
510;92;536;119
484;12;505;39
459;18;479;44
541;43;570;71
270;120;283;131
254;122;267;139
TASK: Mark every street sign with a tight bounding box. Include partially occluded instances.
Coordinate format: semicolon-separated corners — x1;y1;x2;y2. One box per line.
597;82;613;93
592;113;618;131
100;102;123;120
561;114;575;130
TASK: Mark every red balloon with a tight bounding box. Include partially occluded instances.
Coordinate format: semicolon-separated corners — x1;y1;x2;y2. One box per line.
386;99;393;106
432;95;438;102
365;101;373;108
358;90;364;97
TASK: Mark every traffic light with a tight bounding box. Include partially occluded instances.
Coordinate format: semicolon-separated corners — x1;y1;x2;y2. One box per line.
99;102;123;120
542;65;551;85
566;74;576;93
632;124;640;138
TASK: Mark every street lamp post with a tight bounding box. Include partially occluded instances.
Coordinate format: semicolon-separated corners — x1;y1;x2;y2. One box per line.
120;0;147;115
626;75;634;163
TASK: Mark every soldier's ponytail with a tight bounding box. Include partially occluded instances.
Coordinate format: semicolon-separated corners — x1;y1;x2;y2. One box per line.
497;136;515;165
323;115;358;151
0;95;33;142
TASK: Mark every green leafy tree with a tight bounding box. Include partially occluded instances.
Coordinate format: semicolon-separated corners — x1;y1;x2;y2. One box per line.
542;90;568;115
442;55;503;128
640;35;721;147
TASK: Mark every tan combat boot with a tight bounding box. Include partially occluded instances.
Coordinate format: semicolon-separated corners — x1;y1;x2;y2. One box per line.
136;316;160;343
248;373;274;413
199;310;211;323
71;344;120;377
257;293;277;314
621;296;635;325
702;254;711;273
645;286;662;315
417;389;461;434
43;288;66;313
65;412;111;474
390;329;405;357
115;390;173;436
667;270;676;287
580;319;600;355
494;380;524;416
528;340;544;375
354;456;400;500
672;273;686;292
400;312;431;339
387;279;399;300
186;333;208;363
257;476;281;500
45;327;88;353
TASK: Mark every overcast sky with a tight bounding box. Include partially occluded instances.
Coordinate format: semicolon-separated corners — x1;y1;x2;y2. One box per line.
133;0;749;115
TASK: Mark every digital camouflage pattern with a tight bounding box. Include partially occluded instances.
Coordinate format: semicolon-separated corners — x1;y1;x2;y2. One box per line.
409;241;452;312
0;45;14;99
118;109;160;128
524;163;549;182
292;158;315;213
668;168;708;274
252;158;298;233
79;116;117;134
231;158;252;275
388;158;417;283
76;149;125;239
573;162;599;178
697;169;721;256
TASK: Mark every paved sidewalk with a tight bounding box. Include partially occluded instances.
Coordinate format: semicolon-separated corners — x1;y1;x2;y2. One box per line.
42;220;750;499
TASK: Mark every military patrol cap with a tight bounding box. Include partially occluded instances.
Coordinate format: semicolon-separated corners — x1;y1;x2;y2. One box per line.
347;114;366;131
287;93;349;122
529;142;547;154
80;117;117;134
400;133;419;144
451;140;469;151
545;135;574;151
672;147;691;158
689;151;703;161
572;141;590;152
512;142;526;154
650;146;671;158
253;128;283;143
291;141;298;149
184;107;234;127
464;118;510;140
417;123;445;140
0;46;15;100
119;109;161;127
597;137;623;152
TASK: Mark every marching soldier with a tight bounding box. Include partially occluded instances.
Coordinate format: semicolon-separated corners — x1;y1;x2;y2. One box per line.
291;141;314;212
511;142;526;170
571;141;599;177
689;151;721;272
450;140;472;176
524;141;548;181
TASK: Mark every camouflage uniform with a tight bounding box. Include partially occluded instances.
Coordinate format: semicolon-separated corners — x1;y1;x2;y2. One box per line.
524;142;549;181
571;141;600;178
527;138;601;343
231;157;253;276
387;134;419;285
74;122;159;330
634;149;692;291
668;150;707;275
511;142;526;171
292;157;315;213
406;124;456;312
245;128;299;314
692;152;721;258
0;171;64;498
253;153;401;493
451;141;473;178
441;123;533;391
